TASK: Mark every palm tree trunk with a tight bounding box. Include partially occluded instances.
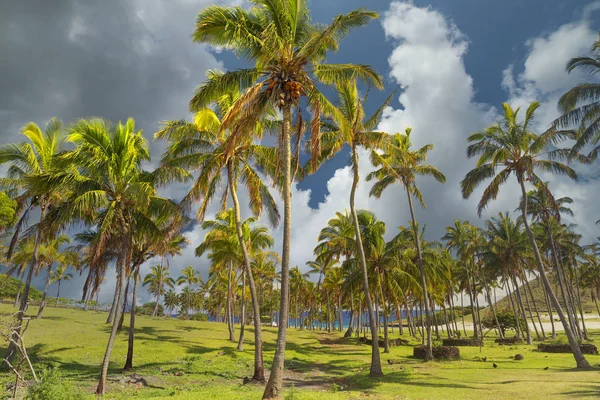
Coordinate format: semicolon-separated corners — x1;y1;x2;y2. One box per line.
326;292;332;333
4;204;45;366
152;280;162;317
571;263;588;340
96;249;128;395
348;145;383;376
442;303;452;338
237;269;246;351
512;275;532;344
344;296;354;337
431;298;441;340
525;277;545;339
544;280;556;337
229;164;265;381
505;278;522;339
520;277;540;341
36;265;52;319
338;295;343;333
518;177;589;368
117;278;130;334
107;276;122;324
123;267;139;372
405;185;433;360
548;229;579;338
14;278;23;308
226;261;235;342
466;273;478;338
460;294;467;337
55;280;61;308
263;104;293;399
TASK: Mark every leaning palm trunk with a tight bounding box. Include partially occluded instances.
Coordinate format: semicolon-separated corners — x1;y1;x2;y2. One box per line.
406;185;433;360
524;277;545;339
520;276;541;341
4;204;45;365
518;177;590;368
349;145;383;376
263;105;293;399
36;265;52;319
14;278;23;308
96;253;128;394
107;277;122;324
505;278;523;339
511;275;532;344
571;264;588;340
543;281;556;337
123;268;139;372
548;230;579;337
228;163;265;381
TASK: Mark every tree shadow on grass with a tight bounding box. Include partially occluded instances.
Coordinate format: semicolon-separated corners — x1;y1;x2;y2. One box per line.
561;386;600;398
347;370;483;391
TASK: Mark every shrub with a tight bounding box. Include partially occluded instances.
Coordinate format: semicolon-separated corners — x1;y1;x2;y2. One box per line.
136;302;164;316
537;343;598;355
413;345;460;360
27;368;85;400
482;309;526;337
190;313;208;321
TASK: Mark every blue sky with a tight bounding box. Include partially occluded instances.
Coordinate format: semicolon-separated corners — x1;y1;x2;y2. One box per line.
0;0;598;303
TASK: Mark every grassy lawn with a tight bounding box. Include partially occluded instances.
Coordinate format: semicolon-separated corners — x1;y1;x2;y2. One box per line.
1;303;600;399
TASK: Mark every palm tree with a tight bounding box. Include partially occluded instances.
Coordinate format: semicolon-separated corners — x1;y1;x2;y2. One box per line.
461;102;590;368
0;118;66;364
156;74;280;382
367;127;446;361
555;38;600;159
314;81;394;375
163;290;180;315
47;118;180;393
177;266;201;316
191;3;381;395
49;264;73;307
143;265;175;316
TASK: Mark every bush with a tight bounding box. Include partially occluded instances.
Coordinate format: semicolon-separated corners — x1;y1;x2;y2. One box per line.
482;309;526;337
0;274;43;301
413;345;460;360
442;338;482;347
495;337;524;345
537;343;598;355
190;313;208;321
136;302;164;316
27;368;85;400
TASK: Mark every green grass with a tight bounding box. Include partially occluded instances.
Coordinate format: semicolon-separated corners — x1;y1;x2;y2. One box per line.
1;303;600;399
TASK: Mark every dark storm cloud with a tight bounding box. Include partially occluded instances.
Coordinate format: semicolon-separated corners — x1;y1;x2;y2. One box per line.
0;0;239;301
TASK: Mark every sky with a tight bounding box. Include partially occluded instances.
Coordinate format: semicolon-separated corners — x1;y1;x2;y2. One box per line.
0;0;598;305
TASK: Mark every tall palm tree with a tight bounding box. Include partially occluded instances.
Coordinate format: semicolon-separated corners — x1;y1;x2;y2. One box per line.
367;127;446;361
156;75;280;382
47;118;180;393
49;264;73;307
555;38;600;159
177;266;201;316
314;81;393;375
461;102;590;368
0;118;66;364
143;265;175;316
191;3;381;395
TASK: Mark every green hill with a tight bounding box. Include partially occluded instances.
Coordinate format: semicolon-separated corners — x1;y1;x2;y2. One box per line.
491;275;597;315
0;273;43;301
